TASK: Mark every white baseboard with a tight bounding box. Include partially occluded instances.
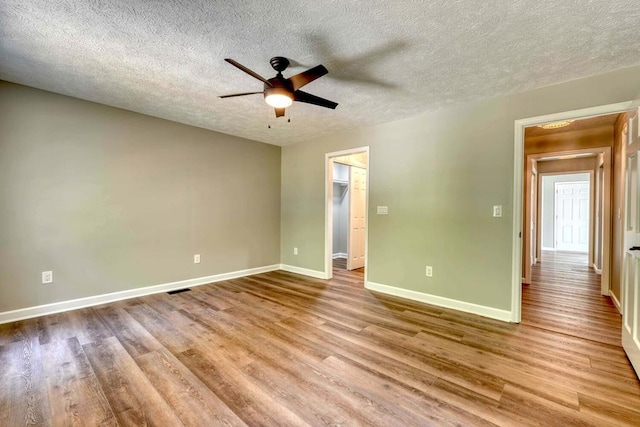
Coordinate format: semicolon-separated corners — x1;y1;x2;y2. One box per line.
0;264;280;325
365;281;512;322
279;264;328;280
332;253;347;259
610;291;622;315
541;247;556;252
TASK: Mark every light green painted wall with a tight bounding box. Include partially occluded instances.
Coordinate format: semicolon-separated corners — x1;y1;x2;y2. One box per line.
281;65;640;311
0;82;281;313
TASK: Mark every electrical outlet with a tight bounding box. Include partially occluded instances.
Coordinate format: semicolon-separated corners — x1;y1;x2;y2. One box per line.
42;271;53;284
425;266;433;277
493;205;502;218
293;247;298;255
194;254;201;264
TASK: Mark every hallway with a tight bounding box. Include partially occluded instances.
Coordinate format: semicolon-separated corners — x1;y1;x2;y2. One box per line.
523;251;621;346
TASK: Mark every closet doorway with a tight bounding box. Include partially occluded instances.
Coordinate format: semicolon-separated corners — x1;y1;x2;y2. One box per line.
325;147;369;280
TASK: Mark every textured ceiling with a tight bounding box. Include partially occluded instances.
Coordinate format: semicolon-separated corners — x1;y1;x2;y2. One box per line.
1;1;639;146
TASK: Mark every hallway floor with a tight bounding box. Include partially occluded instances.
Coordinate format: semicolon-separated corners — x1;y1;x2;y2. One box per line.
524;251;621;346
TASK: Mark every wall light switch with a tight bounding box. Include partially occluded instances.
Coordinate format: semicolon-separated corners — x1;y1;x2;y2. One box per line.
294;247;298;255
377;206;389;215
194;254;201;264
493;205;502;218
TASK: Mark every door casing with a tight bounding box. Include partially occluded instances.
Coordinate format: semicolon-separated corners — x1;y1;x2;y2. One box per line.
325;146;370;281
512;101;635;323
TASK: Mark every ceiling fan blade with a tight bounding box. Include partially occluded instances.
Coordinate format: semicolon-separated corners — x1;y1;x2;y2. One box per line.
288;65;328;91
219;91;263;99
224;59;272;86
274;108;286;118
293;90;338;109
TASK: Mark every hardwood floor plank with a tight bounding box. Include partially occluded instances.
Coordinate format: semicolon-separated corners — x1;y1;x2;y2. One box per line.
123;303;193;353
321;354;495;426
41;337;116;426
499;384;611;427
176;345;306;426
0;338;52;426
135;349;246;426
94;305;163;358
578;393;640;426
36;312;76;345
82;336;183;426
0;318;38;346
66;308;114;345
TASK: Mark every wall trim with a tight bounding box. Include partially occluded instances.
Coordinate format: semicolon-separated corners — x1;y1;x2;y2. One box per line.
365;281;512;322
280;264;328;280
611;291;622;314
0;264;280;325
593;264;603;274
332;253;347;259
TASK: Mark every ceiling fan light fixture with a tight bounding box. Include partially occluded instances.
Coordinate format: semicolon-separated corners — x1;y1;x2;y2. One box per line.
537;120;574;130
265;94;293;108
264;87;293;108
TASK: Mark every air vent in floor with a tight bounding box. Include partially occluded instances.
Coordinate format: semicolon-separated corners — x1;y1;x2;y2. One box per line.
167;288;191;295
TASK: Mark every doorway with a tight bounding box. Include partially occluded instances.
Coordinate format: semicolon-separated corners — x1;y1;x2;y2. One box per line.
325;147;369;281
512;101;635;322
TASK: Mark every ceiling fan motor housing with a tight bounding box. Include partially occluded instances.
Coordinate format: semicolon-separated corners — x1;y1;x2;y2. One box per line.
264;77;294;100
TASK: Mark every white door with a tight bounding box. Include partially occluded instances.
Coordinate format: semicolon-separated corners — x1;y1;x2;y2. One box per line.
348;166;366;270
555;181;590;252
623;107;640;378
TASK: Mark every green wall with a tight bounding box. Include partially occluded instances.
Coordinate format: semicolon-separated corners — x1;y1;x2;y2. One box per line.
281;65;640;312
0;82;281;313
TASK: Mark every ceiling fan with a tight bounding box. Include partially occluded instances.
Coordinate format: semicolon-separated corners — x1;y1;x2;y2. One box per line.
220;56;338;118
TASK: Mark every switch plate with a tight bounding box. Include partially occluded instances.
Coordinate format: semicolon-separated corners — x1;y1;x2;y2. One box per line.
294;247;298;255
377;206;389;215
425;266;433;277
42;271;53;284
194;254;201;264
493;205;502;218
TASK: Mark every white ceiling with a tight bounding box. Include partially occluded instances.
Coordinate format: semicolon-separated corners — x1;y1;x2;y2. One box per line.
1;1;639;146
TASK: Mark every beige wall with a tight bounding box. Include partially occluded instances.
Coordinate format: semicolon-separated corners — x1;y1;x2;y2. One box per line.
0;82;281;313
280;65;640;313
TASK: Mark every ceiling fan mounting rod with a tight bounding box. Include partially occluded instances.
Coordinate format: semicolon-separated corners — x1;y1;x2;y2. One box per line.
270;56;290;73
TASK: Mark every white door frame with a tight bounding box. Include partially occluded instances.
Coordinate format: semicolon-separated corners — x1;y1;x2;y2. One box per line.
512;101;635;323
325;146;370;281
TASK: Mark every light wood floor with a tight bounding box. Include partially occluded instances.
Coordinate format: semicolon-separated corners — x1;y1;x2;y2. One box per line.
1;255;639;426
